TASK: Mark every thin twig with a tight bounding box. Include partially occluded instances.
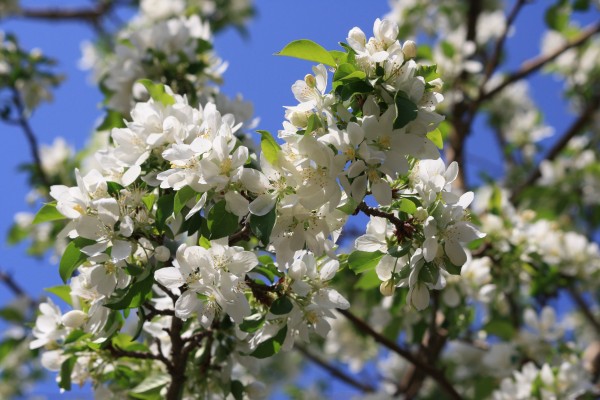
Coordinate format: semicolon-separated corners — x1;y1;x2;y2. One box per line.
480;21;600;102
337;308;462;400
567;284;600;335
295;344;375;393
357;202;414;241
480;0;527;88
11;88;51;189
0;269;37;308
510;95;600;201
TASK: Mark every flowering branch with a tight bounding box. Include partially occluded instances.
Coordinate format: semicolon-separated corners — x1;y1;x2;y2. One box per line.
566;284;600;336
356;202;414;241
511;94;600;201
295;344;376;393
480;21;600;102
337;309;462;400
480;0;527;90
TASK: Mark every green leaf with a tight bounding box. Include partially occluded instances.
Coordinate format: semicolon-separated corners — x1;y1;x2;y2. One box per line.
231;380;245;400
354;269;381;290
33;202;65;224
398;198;417;214
440;41;455;58
59;357;77;391
545;4;570;31
484;319;515;340
64;329;88;345
59;239;93;283
416;64;439;81
426;128;443;149
393;91;418;129
138;79;175;105
7;223;29;244
174;186;197;214
45;285;72;306
239;313;266;333
333;63;365;82
142;193;156;211
348;250;384;274
107;181;124;196
270;296;293;315
329;50;347;65
337;196;358;215
105;273;154;310
305;113;322;134
250;325;287;359
250;206;276;246
155;193;175;232
276;39;336;67
131;374;170;394
258;130;281;166
339;80;373;101
206;200;239;240
419;263;439;284
97;110;125;131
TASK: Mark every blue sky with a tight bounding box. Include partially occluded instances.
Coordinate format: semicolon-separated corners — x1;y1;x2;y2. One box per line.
0;0;597;398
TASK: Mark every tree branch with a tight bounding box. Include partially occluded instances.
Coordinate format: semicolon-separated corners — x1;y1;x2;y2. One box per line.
15;1;119;25
480;21;600;102
337;308;462;400
357;202;415;242
0;268;36;308
510;94;600;201
567;284;600;336
295;343;376;393
10;88;51;190
480;0;527;90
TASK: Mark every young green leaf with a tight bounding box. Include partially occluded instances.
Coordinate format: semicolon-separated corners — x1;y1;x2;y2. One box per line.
393;91;418;129
250;205;276;246
137;79;175;106
348;250;384;274
258;130;281;166
33;203;66;224
276;39;336;67
249;325;288;359
206;200;239;240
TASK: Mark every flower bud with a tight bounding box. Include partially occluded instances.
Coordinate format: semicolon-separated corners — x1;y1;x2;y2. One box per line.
61;310;87;329
155;245;171;262
402;40;417;59
289;110;309;128
380;279;396;296
304;74;316;88
414;207;428;222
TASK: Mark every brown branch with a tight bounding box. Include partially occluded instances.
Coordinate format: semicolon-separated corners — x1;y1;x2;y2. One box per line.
567;284;600;336
357;202;414;241
16;1;117;25
295;344;376;393
337;308;462;400
510;95;600;202
10;88;51;190
480;21;600;102
165;316;187;400
0;269;37;308
480;0;527;87
107;342;169;364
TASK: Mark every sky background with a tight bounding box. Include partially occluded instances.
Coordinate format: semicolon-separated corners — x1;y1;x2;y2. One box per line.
0;0;597;398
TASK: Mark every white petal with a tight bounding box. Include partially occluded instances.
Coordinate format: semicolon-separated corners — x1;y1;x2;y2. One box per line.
444;240;467;266
154;267;184;289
